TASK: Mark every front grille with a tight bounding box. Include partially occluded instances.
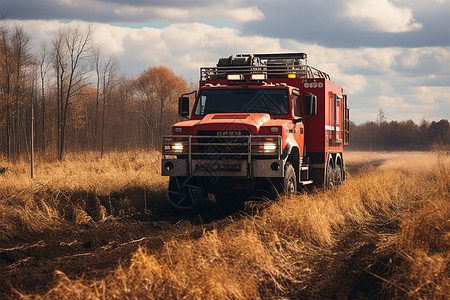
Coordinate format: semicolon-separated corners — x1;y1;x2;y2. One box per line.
196;130;250;159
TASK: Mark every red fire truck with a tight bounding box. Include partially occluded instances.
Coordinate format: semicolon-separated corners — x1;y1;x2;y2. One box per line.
162;53;349;210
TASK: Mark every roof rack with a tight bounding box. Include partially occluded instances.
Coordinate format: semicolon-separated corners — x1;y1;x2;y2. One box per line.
200;52;330;81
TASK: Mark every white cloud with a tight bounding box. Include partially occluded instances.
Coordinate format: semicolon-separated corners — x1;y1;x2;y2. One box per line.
379;95;404;107
102;3;263;23
342;0;423;32
152;7;190;20
316;62;367;95
284;43;402;77
113;6;145;17
89;22;284;77
59;0;79;7
220;6;264;22
91;24;130;55
360;48;401;71
400;49;424;69
399;47;450;75
412;86;450;105
169;5;264;23
348;105;382;123
375;85;450;123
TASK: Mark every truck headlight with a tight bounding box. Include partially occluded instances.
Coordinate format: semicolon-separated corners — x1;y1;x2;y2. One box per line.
263;142;277;151
164;139;188;153
251;137;279;153
171;143;184;151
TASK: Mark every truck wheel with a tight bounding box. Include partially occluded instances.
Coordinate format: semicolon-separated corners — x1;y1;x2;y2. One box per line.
334;165;343;186
285;163;297;195
167;176;203;211
325;162;334;189
273;162;297;197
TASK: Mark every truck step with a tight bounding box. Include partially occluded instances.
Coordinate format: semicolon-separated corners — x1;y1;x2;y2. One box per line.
299;180;313;185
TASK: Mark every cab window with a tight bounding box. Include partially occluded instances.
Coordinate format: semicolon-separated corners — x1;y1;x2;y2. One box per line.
293;92;302;117
194;88;290;116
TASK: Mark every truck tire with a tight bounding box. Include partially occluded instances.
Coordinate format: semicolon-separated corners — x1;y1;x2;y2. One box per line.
334;165;343;186
167;176;203;211
272;162;297;198
325;162;334;189
284;162;297;195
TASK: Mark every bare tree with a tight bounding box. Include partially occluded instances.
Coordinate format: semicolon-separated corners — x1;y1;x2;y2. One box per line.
52;23;93;159
116;76;133;151
376;108;387;126
0;26;13;157
0;24;31;158
99;54;119;158
11;25;31;156
92;46;101;151
38;43;50;152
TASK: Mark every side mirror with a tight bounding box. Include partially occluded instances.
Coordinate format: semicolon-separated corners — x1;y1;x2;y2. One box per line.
178;96;190;118
304;95;317;116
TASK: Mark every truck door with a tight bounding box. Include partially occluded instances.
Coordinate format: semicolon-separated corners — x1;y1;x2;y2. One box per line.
291;91;304;156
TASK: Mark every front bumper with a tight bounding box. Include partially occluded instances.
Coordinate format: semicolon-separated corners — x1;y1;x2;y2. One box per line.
162;158;284;178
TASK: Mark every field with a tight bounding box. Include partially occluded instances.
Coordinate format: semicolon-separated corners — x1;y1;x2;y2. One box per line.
0;150;448;299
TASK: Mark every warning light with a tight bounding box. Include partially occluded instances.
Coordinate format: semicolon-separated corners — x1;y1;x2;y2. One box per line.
288;74;296;78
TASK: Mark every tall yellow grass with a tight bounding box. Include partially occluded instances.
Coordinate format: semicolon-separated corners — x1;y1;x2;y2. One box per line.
0;151;167;240
377;151;449;298
13;150;448;299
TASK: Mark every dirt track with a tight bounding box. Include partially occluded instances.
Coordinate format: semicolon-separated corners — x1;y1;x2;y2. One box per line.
0;160;389;298
0;204;244;298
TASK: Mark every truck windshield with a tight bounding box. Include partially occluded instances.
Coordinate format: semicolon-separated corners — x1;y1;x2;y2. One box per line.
194;88;290;116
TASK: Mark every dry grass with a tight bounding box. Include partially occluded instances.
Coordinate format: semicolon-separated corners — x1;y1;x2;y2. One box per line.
375;151;449;298
0;151;167;240
3;150;448;298
0;151;165;194
345;150;449;297
345;150;450;173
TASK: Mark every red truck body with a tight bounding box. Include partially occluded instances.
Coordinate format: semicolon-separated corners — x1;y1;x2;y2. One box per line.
162;53;349;210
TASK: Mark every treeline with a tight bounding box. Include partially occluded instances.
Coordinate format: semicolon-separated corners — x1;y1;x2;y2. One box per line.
0;23;190;160
348;118;450;150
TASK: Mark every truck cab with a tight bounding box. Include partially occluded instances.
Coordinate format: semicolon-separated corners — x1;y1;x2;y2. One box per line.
162;53;349;210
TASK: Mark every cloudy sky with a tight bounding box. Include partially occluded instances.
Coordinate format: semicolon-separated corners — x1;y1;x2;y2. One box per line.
2;0;449;124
